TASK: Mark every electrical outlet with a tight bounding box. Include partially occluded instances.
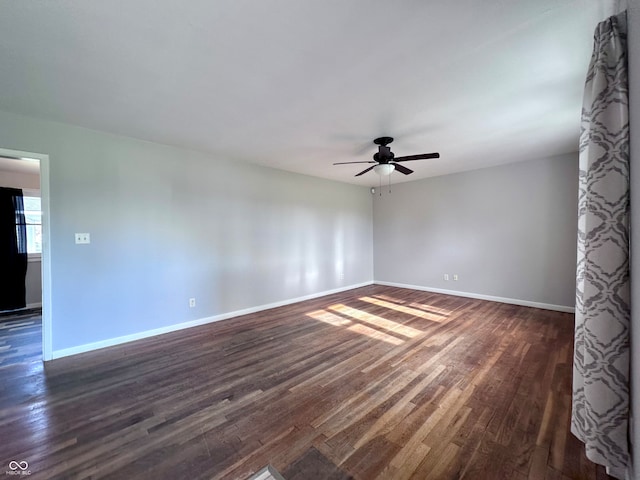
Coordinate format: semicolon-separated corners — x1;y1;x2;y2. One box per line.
189;298;196;308
75;233;90;244
443;274;449;281
453;274;459;281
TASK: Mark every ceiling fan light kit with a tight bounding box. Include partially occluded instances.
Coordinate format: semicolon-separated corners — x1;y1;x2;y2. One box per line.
373;164;395;176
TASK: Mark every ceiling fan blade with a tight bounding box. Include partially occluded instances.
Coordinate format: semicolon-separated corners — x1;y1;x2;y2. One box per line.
333;161;376;165
391;163;413;175
393;153;440;162
355;165;376;176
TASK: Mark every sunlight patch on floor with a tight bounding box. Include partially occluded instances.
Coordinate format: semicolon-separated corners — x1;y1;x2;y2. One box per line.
306;309;404;345
408;302;452;316
371;295;453;317
307;309;350;327
328;304;422;339
360;296;448;322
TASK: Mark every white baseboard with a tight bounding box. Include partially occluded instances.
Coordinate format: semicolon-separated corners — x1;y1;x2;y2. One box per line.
51;281;374;360
374;281;575;313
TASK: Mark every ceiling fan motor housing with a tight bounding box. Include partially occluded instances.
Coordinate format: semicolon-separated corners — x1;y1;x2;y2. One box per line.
377;145;394;162
373;137;395;163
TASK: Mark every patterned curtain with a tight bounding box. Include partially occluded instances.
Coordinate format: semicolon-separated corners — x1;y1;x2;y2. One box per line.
572;11;629;478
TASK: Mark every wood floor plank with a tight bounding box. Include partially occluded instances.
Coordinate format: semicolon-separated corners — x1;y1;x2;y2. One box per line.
0;311;42;366
0;286;614;479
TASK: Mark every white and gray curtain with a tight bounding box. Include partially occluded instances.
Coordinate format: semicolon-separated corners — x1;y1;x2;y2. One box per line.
572;11;630;478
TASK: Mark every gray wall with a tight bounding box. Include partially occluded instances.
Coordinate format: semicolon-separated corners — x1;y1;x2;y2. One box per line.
0;170;40;190
0;110;373;352
25;260;41;306
0;169;42;308
373;153;578;308
628;0;639;477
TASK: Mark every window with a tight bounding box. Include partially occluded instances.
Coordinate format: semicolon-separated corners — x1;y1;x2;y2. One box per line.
23;196;42;255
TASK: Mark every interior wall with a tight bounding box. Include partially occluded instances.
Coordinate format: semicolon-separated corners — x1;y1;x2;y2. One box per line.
0;110;373;353
0;170;40;190
373;153;579;309
0;169;42;308
627;1;639;477
24;261;41;307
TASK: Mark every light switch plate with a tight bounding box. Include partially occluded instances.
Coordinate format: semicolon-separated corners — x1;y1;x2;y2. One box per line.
75;233;90;244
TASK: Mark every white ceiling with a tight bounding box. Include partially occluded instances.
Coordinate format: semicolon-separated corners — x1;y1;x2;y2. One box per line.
0;1;613;186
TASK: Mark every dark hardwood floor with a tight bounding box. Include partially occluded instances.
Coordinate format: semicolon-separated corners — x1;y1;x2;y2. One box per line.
0;309;41;366
0;286;612;479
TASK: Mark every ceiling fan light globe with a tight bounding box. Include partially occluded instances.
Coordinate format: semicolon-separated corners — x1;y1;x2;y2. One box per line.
373;164;395;176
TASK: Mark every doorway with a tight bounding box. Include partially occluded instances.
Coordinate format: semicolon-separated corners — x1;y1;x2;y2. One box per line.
0;148;51;362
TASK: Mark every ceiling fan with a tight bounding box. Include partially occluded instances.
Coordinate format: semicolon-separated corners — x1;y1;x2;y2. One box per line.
333;137;440;177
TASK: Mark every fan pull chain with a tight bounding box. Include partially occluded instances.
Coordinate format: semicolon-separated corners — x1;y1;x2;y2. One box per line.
379;174;382;196
388;172;391;194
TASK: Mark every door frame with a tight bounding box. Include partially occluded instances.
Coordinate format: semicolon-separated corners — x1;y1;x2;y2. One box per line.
0;147;52;361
